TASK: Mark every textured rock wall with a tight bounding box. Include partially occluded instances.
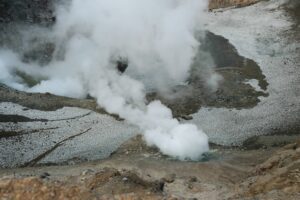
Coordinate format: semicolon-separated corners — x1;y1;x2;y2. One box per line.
209;0;260;10
0;0;261;23
0;0;55;25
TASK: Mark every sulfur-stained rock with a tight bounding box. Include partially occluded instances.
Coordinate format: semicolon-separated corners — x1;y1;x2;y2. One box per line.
232;141;300;199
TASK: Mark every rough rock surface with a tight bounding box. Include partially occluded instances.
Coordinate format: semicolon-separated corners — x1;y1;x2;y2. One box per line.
0;138;299;199
232;140;300;199
0;0;299;168
192;0;300;146
0;1;299;199
0;102;139;168
209;0;260;10
0;0;55;25
0;168;165;200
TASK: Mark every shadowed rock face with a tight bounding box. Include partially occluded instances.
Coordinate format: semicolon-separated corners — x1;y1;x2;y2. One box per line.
0;0;267;24
209;0;260;10
0;0;55;25
0;0;262;24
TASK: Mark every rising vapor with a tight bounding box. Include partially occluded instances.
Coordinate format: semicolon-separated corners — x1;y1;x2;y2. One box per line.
0;0;210;160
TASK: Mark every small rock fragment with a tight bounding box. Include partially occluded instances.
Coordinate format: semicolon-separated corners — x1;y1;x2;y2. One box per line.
188;176;198;183
81;169;95;176
40;172;50;179
162;173;176;183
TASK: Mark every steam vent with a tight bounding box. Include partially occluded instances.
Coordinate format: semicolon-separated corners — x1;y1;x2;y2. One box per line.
0;0;299;199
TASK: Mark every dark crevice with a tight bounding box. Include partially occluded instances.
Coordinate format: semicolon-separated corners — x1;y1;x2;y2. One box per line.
48;111;92;122
22;128;92;167
0;127;59;139
0;114;47;123
0;111;91;123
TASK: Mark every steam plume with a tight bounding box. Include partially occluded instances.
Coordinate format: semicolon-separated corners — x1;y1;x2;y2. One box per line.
0;0;209;160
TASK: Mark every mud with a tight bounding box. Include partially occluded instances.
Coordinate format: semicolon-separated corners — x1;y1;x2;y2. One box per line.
148;31;268;117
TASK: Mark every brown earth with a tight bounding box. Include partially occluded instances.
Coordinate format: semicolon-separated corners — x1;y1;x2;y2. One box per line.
0;168;165;200
0;137;299;199
233;140;300;199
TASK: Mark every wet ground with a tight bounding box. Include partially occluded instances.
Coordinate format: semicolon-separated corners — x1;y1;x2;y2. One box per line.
148;31;268;118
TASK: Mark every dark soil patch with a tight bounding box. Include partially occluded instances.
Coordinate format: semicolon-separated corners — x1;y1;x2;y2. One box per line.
0;114;41;123
0;84;113;117
148;31;269;118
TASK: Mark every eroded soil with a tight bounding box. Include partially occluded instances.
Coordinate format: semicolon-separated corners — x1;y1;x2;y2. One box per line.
0;137;299;199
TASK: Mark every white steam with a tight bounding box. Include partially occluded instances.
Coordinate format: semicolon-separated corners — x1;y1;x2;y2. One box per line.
0;0;210;160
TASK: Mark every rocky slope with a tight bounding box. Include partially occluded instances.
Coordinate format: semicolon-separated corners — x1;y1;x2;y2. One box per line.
0;0;263;25
233;140;300;199
0;0;299;199
209;0;260;10
0;138;299;199
0;0;55;25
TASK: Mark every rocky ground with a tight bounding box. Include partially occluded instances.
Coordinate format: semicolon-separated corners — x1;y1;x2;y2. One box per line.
0;0;300;199
209;0;261;10
0;137;299;199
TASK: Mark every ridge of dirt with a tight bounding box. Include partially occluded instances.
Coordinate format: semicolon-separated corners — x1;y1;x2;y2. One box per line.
0;137;299;199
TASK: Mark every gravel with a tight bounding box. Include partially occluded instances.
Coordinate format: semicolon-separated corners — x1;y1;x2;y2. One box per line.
192;0;300;146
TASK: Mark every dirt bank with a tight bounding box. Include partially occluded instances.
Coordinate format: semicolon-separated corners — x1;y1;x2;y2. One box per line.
0;137;299;199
